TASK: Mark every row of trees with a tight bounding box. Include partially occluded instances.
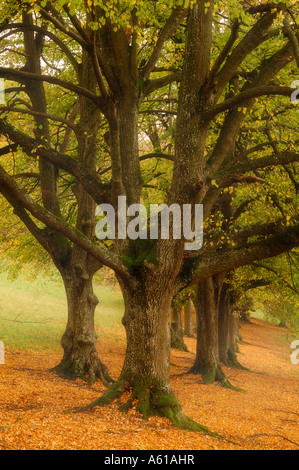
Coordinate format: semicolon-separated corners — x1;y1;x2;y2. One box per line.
0;0;298;432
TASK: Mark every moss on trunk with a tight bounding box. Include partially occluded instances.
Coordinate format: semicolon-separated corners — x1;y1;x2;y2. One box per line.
188;362;244;391
85;375;227;438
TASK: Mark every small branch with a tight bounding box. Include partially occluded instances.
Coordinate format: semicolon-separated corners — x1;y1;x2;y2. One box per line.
98;152;174;175
12;172;40;180
39;6;88;49
0;23;80;72
220;174;265;187
0;105;77;132
143;71;182;97
243;433;299;448
2;317;53;324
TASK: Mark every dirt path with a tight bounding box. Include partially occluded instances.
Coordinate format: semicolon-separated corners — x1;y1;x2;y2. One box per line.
0;318;298;450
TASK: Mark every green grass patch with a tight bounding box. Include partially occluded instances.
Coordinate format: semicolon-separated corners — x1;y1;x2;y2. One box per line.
251;309;280;325
251;309;267;321
0;271;124;351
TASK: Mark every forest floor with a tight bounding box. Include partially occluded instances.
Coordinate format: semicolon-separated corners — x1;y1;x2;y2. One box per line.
0;318;298;450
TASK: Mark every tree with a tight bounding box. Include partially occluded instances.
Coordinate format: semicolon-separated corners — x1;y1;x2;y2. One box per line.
0;0;299;431
0;8;113;384
242;254;299;334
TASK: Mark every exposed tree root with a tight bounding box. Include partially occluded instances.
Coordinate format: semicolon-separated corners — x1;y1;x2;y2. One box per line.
53;355;114;386
222;350;252;372
84;377;233;441
188;363;245;392
171;339;188;352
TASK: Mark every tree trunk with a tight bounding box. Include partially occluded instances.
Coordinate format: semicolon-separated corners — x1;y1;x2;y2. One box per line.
189;278;222;383
218;286;231;365
184;298;193;337
218;286;248;371
189;277;239;389
54;267;113;385
86;274;218;434
171;306;188;351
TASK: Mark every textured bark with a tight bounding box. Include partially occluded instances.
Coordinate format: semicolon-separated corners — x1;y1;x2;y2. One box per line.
54;49;113;384
189;277;240;389
218;285;232;366
55;269;112;385
218;284;249;371
86;274;221;435
184;298;193;337
190;278;221;382
171;306;188;351
87;279;176;416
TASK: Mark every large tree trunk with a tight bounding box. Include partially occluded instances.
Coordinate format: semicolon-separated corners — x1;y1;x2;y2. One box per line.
218;287;248;371
86;274;217;434
189;276;239;389
171;306;188;351
85;2;222;436
54;267;112;385
189;278;222;383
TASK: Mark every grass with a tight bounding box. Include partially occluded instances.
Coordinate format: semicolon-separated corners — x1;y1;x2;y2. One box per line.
0;271;124;351
251;309;282;325
251;309;268;322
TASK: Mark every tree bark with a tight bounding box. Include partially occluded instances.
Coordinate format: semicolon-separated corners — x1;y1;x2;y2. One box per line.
86;273;218;434
184;298;193;337
189;278;222;383
189;276;240;389
218;284;248;370
54;266;112;385
170;306;187;351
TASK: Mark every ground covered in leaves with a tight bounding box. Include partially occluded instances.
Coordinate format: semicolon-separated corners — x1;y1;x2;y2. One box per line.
0;318;298;450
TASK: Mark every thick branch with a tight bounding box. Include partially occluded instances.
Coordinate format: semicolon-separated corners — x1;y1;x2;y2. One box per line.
141;6;186;80
143;71;182;97
179;224;299;288
221;151;299;177
0;106;77;132
0;67;106;110
209;19;240;82
215;11;279;99
210;86;293;118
